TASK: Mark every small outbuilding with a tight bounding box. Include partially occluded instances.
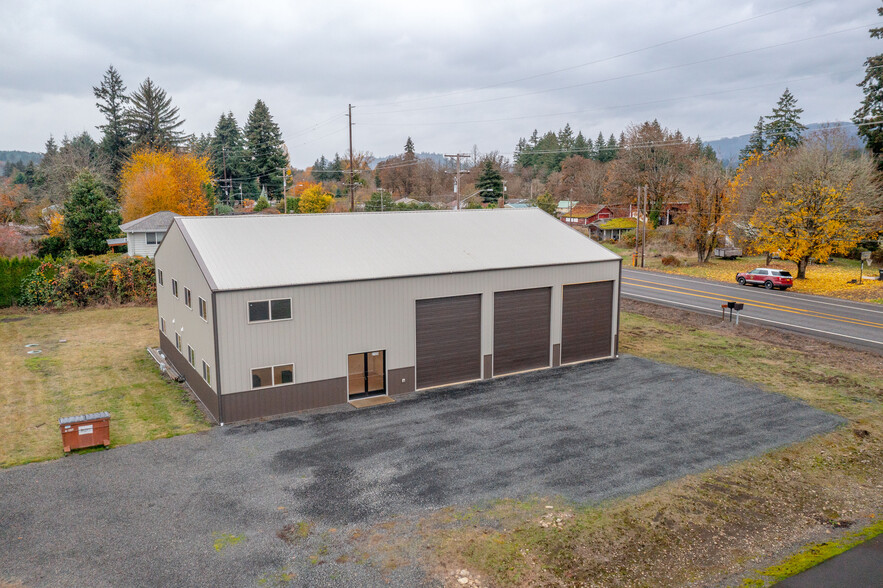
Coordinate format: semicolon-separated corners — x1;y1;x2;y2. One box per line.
154;209;622;423
119;211;177;257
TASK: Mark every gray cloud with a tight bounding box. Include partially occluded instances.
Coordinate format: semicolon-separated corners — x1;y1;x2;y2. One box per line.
0;0;878;166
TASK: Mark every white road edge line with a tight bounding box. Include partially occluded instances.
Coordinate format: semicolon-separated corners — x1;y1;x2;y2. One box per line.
622;271;883;315
623;292;883;347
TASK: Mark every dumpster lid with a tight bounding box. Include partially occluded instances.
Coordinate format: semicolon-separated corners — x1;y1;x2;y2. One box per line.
59;411;111;425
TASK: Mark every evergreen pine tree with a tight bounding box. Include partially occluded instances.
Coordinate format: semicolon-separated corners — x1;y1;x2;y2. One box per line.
764;88;806;150
854;4;883;165
63;170;121;255
572;132;590;158
739;117;766;162
209;112;247;184
475;158;504;203
404;137;415;157
595;132;606;160
312;155;328;182
327;153;344;182
93;65;130;178
125;77;186;151
243;99;288;196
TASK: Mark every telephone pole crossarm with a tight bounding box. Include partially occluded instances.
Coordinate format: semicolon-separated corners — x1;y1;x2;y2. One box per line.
444;152;471;210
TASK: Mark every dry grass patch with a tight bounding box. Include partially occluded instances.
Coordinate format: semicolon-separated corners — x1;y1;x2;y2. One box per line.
0;306;209;468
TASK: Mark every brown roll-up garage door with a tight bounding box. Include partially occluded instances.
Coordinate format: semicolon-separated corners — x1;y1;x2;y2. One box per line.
416;294;482;389
493;287;551;375
561;281;614;364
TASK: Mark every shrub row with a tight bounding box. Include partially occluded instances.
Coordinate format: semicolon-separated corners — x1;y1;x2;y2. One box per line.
0;256;43;307
17;256;156;308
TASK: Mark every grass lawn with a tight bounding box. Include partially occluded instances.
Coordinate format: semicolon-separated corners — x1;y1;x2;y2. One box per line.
0;306;210;468
605;244;883;303
356;303;883;587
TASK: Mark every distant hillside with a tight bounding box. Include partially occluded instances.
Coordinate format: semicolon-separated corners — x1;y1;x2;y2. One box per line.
706;122;860;167
370;152;455;169
0;150;43;173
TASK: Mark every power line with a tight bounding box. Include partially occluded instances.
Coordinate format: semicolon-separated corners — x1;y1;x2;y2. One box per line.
362;0;818;110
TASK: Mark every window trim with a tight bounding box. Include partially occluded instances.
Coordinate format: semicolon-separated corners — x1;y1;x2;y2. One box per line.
202;361;211;385
160;317;166;333
250;363;295;390
146;231;164;245
184;287;192;309
247;298;293;324
198;297;208;322
172;279;179;298
157;269;164;286
187;345;195;367
175;332;181;351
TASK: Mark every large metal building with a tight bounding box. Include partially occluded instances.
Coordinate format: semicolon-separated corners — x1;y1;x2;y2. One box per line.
154;209;622;424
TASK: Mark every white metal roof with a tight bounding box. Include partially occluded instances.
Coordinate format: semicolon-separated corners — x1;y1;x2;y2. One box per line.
173;208;621;292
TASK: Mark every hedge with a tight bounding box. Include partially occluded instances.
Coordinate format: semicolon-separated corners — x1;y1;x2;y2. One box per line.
0;256;43;307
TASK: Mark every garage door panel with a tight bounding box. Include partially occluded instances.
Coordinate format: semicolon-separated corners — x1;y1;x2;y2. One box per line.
493;288;551;375
561;281;613;364
416;294;481;389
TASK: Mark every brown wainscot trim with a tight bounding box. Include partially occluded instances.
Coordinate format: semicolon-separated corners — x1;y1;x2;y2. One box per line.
221;377;347;423
483;354;493;379
552;343;561;367
160;333;219;422
388;366;415;395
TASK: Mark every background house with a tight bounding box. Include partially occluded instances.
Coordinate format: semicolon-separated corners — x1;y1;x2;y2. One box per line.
119;211;177;257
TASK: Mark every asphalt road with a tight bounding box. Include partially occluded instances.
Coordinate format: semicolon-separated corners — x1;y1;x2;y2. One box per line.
0;357;842;588
774;533;883;588
622;268;883;353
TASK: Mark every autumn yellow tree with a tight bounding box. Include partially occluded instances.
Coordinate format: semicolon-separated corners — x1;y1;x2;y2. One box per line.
120;149;212;221
683;158;730;263
298;184;334;213
736;130;880;278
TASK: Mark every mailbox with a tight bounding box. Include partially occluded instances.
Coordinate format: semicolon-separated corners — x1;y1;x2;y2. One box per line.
733;303;744;311
727;301;736;309
59;412;111;453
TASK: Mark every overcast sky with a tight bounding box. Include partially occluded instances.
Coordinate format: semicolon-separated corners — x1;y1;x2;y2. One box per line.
1;0;879;167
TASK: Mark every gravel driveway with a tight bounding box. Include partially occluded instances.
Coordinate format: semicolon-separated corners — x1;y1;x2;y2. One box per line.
0;356;842;587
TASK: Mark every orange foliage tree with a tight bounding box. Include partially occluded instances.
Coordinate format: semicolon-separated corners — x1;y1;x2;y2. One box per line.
120;149;212;221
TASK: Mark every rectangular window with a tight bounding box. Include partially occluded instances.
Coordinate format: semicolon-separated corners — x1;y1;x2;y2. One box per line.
247;298;292;323
146;232;165;245
248;300;270;322
251;366;273;389
274;364;294;385
251;364;295;389
157;269;164;286
160;317;166;333
202;361;211;385
187;345;195;366
184;288;192;308
175;332;181;351
172;279;179;298
198;297;208;321
270;298;291;320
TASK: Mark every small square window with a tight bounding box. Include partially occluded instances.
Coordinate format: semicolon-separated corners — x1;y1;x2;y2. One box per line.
274;364;294;385
270;299;291;321
198;298;208;321
202;361;211;385
184;288;192;308
146;232;164;245
252;366;272;389
157;269;164;286
248;300;270;322
175;332;181;351
172;279;179;298
160;317;166;333
187;345;195;366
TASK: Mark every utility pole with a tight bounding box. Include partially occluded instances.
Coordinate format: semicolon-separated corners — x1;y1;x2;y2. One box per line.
222;146;228;209
444;152;471;210
347;104;355;212
282;169;287;214
641;184;648;268
634;186;640;266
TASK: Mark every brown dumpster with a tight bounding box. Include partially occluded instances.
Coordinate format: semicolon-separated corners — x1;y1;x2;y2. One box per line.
59;412;111;453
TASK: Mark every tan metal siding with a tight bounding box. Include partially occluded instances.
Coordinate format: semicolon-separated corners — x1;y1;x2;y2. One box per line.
216;261;619;397
154;225;216;396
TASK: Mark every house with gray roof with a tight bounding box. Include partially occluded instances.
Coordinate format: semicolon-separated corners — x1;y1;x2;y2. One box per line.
119;211;177;257
154;209;622;423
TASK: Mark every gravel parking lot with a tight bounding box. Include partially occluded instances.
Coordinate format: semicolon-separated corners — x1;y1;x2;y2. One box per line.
0;356;842;587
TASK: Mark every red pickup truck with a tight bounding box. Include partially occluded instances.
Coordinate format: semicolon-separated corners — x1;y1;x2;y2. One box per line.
736;268;793;290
